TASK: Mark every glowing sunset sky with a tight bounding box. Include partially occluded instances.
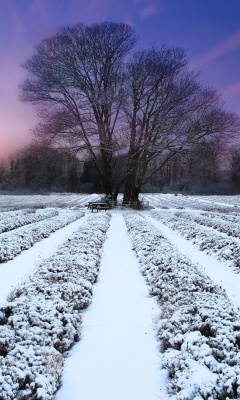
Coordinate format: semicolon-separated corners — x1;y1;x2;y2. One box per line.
0;0;240;159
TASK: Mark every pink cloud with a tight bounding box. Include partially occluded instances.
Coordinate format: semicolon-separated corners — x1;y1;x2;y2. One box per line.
0;106;36;159
220;82;240;99
191;31;240;69
0;62;37;159
139;0;160;19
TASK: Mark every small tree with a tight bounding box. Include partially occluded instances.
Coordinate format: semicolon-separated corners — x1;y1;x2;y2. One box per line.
6;143;82;191
230;146;240;183
0;160;8;187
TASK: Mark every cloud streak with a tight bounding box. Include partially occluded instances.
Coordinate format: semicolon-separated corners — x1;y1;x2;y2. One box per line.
139;0;160;19
191;31;240;68
220;82;240;99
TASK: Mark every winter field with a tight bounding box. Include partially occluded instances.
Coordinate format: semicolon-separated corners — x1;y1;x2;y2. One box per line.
0;193;240;399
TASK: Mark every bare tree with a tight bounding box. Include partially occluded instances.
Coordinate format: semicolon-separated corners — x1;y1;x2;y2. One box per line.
6;142;82;191
20;21;137;196
230;146;240;183
119;46;240;200
20;22;240;200
0;160;8;187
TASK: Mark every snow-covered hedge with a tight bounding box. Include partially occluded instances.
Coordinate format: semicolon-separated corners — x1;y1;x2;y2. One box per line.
145;194;238;211
0;210;84;263
0;209;59;234
151;211;240;271
0;213;111;400
202;211;240;224
175;211;240;238
124;212;240;399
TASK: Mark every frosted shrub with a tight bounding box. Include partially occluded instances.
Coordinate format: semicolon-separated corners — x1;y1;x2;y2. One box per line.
125;213;240;399
0;208;59;234
151;211;240;271
0;213;111;399
0;210;84;262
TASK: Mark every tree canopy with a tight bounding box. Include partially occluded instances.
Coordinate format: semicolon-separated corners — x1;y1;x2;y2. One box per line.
20;21;240;200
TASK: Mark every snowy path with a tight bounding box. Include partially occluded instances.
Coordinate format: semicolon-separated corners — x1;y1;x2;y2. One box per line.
0;214;88;304
147;215;240;309
56;212;167;400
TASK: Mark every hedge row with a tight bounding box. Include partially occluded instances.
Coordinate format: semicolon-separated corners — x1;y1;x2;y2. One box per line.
0;213;111;400
125;212;240;399
151;211;240;271
0;210;84;262
0;209;59;234
175;211;240;239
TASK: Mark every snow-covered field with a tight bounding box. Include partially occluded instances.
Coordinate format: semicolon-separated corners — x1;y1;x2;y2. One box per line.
0;193;240;399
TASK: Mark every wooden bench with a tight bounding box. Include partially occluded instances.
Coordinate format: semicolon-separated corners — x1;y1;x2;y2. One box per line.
86;201;97;209
89;202;110;212
87;199;149;211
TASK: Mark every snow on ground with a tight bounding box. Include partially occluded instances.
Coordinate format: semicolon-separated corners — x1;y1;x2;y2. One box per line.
0;193;101;210
147;215;240;309
0;212;110;400
56;212;168;400
144;193;240;211
125;212;240;398
0;214;88;305
1;193;240;399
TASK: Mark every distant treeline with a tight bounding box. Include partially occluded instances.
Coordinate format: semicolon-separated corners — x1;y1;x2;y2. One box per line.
0;139;240;195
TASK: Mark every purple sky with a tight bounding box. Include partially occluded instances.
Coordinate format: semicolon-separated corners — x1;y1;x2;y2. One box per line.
1;0;240;159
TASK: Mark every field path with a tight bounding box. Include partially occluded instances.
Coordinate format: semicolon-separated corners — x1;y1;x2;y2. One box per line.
55;212;167;400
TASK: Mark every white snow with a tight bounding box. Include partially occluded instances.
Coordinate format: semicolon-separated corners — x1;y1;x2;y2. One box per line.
0;212;110;400
1;194;240;399
0;214;87;304
125;211;240;398
55;212;168;400
147;215;240;308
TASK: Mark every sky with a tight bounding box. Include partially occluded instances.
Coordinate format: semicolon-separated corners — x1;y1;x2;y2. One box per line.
0;0;240;160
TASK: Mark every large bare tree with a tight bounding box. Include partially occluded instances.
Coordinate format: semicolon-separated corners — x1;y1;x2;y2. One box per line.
119;46;240;200
20;22;240;200
20;21;136;196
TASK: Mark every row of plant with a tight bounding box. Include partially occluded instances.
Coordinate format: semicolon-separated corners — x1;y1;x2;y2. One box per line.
0;208;59;234
144;194;188;210
195;195;240;208
182;195;240;211
0;213;111;400
0;194;101;212
174;210;240;239
145;194;237;212
201;211;240;224
0;210;84;263
151;211;240;271
124;212;240;399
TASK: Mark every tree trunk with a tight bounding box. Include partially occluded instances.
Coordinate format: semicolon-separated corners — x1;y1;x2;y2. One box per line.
123;170;140;201
102;169;112;197
123;185;140;201
101;149;113;197
122;147;142;201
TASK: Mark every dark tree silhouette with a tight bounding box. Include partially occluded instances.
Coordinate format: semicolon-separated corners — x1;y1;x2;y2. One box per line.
20;21;136;197
20;21;240;200
120;46;240;200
